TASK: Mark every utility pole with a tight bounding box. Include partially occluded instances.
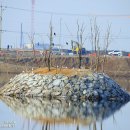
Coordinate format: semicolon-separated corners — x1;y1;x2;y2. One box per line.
59;18;62;53
20;23;23;49
0;4;3;50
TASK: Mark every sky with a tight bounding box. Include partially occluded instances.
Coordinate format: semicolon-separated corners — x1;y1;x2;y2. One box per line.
0;0;130;51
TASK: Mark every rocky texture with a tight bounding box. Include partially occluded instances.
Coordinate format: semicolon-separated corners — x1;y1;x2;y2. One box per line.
0;96;128;125
0;72;130;101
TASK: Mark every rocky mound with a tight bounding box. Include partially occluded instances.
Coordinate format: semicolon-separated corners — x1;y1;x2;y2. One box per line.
0;72;129;101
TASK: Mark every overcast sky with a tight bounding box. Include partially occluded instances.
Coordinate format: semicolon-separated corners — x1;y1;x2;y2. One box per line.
0;0;130;51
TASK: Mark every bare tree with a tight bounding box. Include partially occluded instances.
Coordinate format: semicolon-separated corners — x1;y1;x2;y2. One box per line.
104;24;111;55
75;20;85;68
28;33;36;58
90;20;94;52
90;19;112;72
102;24;111;72
90;18;100;71
47;20;54;71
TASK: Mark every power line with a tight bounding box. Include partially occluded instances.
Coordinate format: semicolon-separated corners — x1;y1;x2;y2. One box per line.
1;29;130;39
1;29;48;36
3;5;130;18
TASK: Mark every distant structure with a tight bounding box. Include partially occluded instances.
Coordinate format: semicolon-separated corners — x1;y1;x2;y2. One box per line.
24;43;33;49
20;23;23;48
24;43;50;50
34;43;49;50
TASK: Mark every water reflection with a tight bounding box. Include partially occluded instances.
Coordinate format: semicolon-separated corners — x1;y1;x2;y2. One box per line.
0;73;130;130
0;96;128;129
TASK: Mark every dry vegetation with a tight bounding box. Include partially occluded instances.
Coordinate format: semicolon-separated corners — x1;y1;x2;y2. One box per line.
33;67;92;77
0;62;33;73
0;56;130;77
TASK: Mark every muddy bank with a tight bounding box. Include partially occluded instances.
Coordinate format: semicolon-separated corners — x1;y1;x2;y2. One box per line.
0;56;130;77
0;62;36;73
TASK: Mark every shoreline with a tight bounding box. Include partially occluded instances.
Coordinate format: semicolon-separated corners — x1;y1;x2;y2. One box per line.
0;62;130;78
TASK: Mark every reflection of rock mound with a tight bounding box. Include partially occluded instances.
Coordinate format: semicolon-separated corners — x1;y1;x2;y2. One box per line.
0;72;130;101
0;96;128;125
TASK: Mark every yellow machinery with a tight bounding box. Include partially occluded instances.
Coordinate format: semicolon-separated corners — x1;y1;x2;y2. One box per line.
71;40;81;54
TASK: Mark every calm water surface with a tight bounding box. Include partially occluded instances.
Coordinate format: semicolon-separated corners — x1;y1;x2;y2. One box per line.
0;73;130;130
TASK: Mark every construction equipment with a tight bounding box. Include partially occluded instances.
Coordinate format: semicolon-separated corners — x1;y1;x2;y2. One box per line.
71;40;81;54
71;40;86;55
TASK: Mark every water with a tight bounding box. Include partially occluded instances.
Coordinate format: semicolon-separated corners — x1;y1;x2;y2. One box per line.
0;73;130;130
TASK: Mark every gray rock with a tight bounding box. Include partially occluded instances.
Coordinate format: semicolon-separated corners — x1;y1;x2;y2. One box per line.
32;81;38;86
48;84;54;89
60;81;65;88
42;90;51;97
53;79;62;86
87;76;94;81
42;76;48;81
76;82;80;85
63;79;69;84
93;90;99;97
61;89;68;96
97;89;103;94
1;72;130;102
65;83;71;89
56;74;63;79
51;91;61;96
31;88;42;94
15;89;21;94
53;86;61;91
88;83;94;88
67;90;72;96
38;80;43;86
100;85;106;90
61;76;69;80
80;83;87;89
72;95;78;100
48;79;53;84
74;84;80;89
83;89;87;95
